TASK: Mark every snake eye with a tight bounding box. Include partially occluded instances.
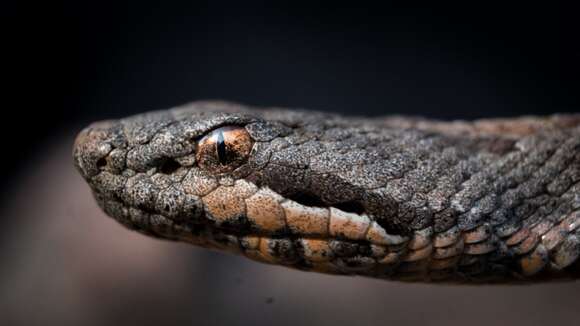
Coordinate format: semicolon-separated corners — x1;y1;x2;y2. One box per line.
196;126;254;173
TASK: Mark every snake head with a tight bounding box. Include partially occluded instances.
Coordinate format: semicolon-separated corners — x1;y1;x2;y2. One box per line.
73;103;279;234
73;101;409;269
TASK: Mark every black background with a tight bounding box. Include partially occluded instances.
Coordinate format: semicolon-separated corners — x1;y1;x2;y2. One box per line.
3;2;579;189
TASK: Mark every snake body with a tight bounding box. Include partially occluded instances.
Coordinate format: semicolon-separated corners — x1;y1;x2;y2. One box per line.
73;101;580;283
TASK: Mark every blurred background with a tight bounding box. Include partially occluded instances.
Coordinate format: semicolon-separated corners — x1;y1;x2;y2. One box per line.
2;2;579;326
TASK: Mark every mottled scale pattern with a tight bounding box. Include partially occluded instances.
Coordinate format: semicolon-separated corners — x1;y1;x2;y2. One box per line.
73;101;580;283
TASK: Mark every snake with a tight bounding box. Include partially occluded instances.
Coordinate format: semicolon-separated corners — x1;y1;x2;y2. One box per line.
73;101;580;283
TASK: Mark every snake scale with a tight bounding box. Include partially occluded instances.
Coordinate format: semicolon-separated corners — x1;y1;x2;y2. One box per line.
73;101;580;283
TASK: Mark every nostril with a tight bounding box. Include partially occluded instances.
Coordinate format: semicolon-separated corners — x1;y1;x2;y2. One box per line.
96;157;107;169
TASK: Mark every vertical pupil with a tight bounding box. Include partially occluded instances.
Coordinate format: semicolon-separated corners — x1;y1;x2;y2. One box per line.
216;131;227;164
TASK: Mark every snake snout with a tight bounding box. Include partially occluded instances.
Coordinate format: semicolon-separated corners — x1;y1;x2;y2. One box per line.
73;120;120;179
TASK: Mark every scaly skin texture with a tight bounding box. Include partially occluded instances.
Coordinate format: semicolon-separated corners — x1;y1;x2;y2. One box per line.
73;101;580;283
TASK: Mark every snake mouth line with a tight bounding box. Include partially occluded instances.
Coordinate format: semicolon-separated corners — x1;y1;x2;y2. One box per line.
286;192;367;215
90;170;416;258
97;188;404;251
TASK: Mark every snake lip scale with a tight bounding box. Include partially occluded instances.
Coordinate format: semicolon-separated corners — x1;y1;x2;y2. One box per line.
73;101;580;283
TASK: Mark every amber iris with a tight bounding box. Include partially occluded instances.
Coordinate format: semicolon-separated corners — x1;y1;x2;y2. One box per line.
196;126;254;173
